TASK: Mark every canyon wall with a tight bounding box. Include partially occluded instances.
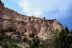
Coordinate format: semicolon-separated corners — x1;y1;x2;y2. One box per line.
0;1;63;41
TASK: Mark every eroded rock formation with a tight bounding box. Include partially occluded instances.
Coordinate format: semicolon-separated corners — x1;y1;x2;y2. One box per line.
0;1;63;41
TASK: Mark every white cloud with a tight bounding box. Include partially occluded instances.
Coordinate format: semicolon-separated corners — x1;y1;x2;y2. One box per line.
17;0;72;19
19;0;30;15
33;9;43;17
18;0;42;17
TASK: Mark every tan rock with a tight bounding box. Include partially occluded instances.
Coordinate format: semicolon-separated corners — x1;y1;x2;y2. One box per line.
0;0;63;41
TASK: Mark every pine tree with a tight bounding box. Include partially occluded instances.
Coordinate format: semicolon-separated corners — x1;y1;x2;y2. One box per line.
54;27;69;48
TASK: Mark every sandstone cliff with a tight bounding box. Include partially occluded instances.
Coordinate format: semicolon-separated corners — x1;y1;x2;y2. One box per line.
0;0;63;41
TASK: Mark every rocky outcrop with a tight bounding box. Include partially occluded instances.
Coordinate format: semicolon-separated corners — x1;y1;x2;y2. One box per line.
0;0;63;41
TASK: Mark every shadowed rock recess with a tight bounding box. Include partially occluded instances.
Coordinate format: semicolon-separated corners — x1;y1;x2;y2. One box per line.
0;1;63;48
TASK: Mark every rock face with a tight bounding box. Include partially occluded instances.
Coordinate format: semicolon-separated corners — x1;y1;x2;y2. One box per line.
0;1;63;40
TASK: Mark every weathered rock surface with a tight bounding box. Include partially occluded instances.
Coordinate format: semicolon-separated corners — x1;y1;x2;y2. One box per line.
0;1;63;41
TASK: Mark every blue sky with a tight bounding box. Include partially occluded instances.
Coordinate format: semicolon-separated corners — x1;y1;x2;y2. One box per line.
1;0;72;30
